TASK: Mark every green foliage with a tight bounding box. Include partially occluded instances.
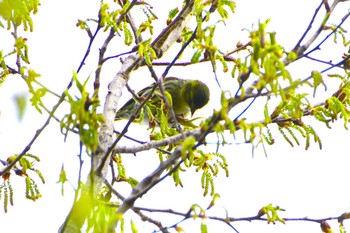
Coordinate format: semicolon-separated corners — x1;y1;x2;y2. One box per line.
237;119;266;143
190;203;206;219
147;99;183;139
258;204;285;224
311;106;332;128
24;68;46;113
312;80;350;129
76;19;89;31
138;39;157;65
14;93;27;121
25;176;41;201
0;51;9;85
122;21;133;46
250;21;292;93
0;0;40;31
99;3;119;32
277;123;322;150
112;154;139;188
130;219;138;233
0;153;44;211
0;27;42;102
312;70;323;97
19;153;45;183
184;200;223;233
278;126;296;147
264;101;272;124
87;189;120;233
339;212;350;233
154;96;178;136
287;51;297;62
201;171;214;196
76;19;93;38
0;179;13;213
136;7;157;37
261;127;274;145
191;49;203;63
113;154;126;181
61;72;104;152
156;134;229;194
0;12;47;119
15;37;30;63
326;96;349;126
327;22;350;46
0;26;47;117
57;165;68;196
201;220;208;233
187;0;235;73
167;7;179;24
181;136;196;160
171;165;184;187
184;149;228;196
215;0;236;19
162;136;197;187
97;2;135;47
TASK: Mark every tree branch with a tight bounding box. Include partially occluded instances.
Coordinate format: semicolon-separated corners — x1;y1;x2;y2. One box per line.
60;1;196;232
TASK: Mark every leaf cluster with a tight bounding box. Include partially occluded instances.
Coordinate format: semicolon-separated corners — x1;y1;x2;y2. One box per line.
60;73;104;152
0;153;44;212
257;204;285;224
0;0;40;31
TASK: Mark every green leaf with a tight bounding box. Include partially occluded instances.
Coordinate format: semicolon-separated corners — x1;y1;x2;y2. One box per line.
15;37;30;64
57;165;68;196
312;70;323;97
191;49;202;63
201;221;208;233
264;100;271;124
123;21;133;46
137;39;156;65
14;93;27;121
287;51;297;62
168;7;179;22
131;219;138;233
61;73;103;151
217;54;228;72
29;88;46;114
259;204;285;224
181;136;195;160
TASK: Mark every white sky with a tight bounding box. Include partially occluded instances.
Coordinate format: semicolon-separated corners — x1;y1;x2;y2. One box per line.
1;0;350;232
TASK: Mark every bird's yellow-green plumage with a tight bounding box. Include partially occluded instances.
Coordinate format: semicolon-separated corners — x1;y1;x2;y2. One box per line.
115;77;210;125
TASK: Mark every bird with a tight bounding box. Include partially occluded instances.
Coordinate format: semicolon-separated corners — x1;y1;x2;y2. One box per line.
115;77;210;127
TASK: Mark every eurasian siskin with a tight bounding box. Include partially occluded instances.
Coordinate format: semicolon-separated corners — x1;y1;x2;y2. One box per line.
115;77;210;126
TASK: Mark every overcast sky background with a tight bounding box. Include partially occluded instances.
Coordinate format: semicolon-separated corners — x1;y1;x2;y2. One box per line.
1;0;350;232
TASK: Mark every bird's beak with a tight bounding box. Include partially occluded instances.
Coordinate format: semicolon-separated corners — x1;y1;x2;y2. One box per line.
191;108;195;117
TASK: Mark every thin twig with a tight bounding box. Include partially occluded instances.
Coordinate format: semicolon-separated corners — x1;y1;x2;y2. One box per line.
105;181;170;232
292;0;324;54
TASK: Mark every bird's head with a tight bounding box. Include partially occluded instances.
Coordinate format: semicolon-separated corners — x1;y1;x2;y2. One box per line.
182;80;210;116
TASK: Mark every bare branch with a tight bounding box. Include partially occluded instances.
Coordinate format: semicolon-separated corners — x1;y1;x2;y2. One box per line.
114;129;199;154
292;0;350;60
